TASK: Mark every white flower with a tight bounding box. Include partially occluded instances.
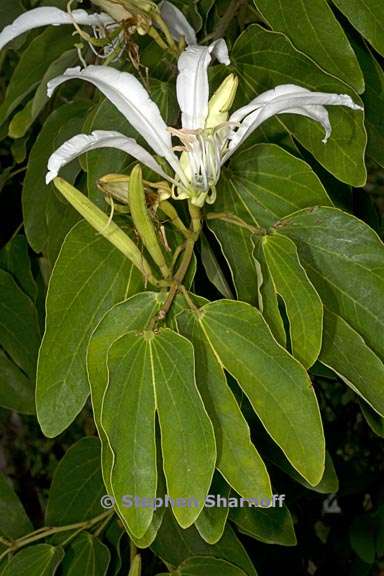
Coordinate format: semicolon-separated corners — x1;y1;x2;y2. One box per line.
46;40;363;207
0;1;194;51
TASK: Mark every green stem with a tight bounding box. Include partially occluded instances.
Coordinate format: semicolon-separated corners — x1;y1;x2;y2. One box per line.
203;0;246;43
0;512;112;562
206;211;264;234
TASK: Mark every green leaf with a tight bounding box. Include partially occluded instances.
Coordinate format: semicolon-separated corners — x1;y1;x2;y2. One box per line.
278;206;384;415
0;0;24;29
360;402;384;438
103;328;216;536
36;220;141;437
0;27;75;125
0;270;40;378
350;515;376;564
177;308;272;501
261;233;323;368
198;300;325;485
254;0;364;92
87;292;160;492
194;473;231;545
9;49;78;139
60;533;110;576
46;437;105;525
152;511;257;576
230;505;296;546
231;25;366;186
0;473;32;539
332;0;384;57
0;235;37;301
176;557;248;576
22;102;88;259
200;233;234;299
320;309;384;415
352;39;384;168
209;142;331;305
3;545;64;576
0;349;35;414
252;239;286;346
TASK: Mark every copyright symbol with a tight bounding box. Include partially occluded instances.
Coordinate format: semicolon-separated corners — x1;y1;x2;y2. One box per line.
100;494;115;509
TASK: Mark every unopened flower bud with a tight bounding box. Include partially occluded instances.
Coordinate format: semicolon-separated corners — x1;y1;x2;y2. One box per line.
90;0;132;22
205;73;239;129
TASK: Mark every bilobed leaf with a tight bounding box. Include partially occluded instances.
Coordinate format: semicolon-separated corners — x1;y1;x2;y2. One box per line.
0;349;35;414
152;511;257;576
177;309;272;502
254;0;364;92
46;437;105;526
0;473;32;539
230;505;296;546
0;269;40;378
0;27;75;125
231;25;366;186
87;292;159;492
103;329;216;536
209;143;331;305
60;533;110;576
278;206;384;415
332;0;384;57
176;557;248;576
198;300;325;486
36;220;140;438
261;233;323;368
2;545;64;576
22;102;88;258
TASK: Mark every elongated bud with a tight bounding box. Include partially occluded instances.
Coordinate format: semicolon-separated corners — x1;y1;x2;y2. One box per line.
129;165;170;279
90;0;132;21
97;174;130;204
92;0;157;17
205;73;239;129
53;177;158;284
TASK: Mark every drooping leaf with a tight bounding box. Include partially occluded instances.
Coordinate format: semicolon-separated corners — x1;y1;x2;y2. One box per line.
0;269;40;378
36;220;141;437
277;206;384;415
177;308;272;501
332;0;384;57
197;300;325;485
360;402;384;438
0;473;32;539
60;533;110;576
261;233;323;368
254;0;364;92
230;505;296;546
46;437;105;526
200;233;234;300
231;25;366;186
103;328;216;536
2;545;64;576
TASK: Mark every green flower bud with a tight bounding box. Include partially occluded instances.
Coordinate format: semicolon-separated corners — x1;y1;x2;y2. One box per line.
205;73;239;129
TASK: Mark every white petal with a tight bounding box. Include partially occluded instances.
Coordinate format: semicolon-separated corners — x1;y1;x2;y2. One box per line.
160;1;196;45
47;65;184;181
46;130;172;184
225;84;363;160
0;7;113;50
177;39;230;130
